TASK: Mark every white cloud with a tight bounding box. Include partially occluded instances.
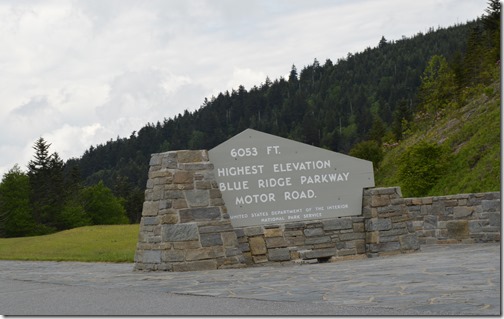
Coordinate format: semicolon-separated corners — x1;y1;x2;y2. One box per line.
225;67;268;92
0;0;487;177
43;123;106;157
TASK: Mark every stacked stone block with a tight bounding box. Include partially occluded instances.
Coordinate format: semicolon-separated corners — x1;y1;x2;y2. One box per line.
234;217;368;265
406;192;500;244
232;186;421;265
362;187;420;257
134;150;246;271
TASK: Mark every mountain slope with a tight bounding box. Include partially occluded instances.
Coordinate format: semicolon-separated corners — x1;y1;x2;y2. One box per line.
66;11;498;221
376;79;500;197
76;21;475;185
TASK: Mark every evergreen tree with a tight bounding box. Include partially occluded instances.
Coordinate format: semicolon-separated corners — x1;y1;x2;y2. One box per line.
27;138;58;230
483;0;501;34
483;0;500;70
188;130;206;149
114;175;144;223
288;64;299;96
378;36;388;49
391;100;413;141
418;55;457;116
368;117;387;144
27;138;76;231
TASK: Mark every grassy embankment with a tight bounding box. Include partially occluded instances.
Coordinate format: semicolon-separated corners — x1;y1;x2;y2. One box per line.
376;80;500;196
0;224;139;262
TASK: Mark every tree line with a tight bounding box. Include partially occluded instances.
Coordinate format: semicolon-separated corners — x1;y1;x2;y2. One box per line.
0;138;128;237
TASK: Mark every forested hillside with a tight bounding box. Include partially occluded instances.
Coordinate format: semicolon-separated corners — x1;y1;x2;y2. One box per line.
0;2;499;236
71;20;478;219
73;4;498;222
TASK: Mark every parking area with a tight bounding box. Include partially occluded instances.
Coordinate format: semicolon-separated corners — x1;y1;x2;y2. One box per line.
0;243;500;316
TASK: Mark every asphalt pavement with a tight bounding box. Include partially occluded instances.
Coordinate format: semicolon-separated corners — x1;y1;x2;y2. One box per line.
0;243;500;316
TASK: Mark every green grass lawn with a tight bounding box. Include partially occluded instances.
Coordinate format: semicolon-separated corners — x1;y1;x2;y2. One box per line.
0;224;139;262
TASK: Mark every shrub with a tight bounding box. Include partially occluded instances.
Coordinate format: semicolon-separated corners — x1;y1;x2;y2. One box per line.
398;141;449;197
80;181;129;225
349;140;384;171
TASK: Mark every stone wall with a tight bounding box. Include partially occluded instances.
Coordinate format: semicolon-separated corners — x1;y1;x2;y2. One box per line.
235;216;367;265
134;149;499;272
234;187;420;266
362;187;420;257
134;150;246;271
134;150;422;271
406;192;501;244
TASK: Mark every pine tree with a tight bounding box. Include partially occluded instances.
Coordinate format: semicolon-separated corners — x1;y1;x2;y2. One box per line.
27;138;66;231
28;138;53;227
483;0;501;33
378;36;388;49
288;64;299;97
28;137;51;172
483;0;501;68
418;55;457;116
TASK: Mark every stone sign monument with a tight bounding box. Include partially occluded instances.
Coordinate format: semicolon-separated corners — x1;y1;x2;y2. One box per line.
208;129;375;227
134;129;423;272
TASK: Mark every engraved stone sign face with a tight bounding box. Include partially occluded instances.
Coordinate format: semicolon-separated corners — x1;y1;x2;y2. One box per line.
209;129;375;227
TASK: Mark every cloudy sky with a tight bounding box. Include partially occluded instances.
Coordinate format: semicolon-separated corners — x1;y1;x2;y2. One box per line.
0;0;486;176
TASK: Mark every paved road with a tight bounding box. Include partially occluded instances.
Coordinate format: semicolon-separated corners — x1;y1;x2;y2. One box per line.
0;243;500;316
